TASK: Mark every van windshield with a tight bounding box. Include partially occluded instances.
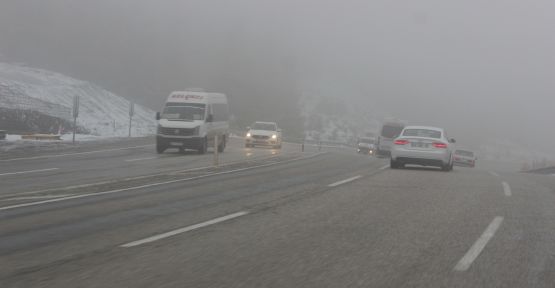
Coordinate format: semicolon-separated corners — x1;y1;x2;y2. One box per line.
162;103;206;121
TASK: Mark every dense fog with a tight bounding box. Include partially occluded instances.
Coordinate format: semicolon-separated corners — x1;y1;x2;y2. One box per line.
1;0;553;152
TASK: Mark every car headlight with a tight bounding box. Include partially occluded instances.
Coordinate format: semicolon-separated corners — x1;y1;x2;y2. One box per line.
246;132;251;138
272;134;277;139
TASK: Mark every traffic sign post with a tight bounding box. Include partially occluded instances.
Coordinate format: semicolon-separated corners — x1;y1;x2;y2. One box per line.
72;95;80;144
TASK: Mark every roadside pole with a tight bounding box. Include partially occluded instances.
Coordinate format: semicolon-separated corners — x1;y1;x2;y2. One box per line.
72;95;80;144
128;102;135;138
213;134;219;167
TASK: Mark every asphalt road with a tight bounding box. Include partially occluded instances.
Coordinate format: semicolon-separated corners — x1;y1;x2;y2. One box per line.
1;138;555;287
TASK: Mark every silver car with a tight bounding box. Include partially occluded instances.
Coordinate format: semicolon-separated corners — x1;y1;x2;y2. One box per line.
453;149;477;167
357;137;376;155
390;126;456;171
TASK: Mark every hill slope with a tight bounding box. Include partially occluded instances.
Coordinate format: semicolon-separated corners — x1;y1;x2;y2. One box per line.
0;62;156;137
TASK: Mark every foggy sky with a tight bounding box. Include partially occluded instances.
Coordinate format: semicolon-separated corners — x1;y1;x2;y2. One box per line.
1;0;554;152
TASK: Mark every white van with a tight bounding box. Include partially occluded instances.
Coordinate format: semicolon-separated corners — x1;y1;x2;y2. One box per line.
156;91;229;154
376;121;405;157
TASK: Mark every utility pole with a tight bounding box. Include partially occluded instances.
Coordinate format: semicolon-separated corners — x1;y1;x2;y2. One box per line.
128;102;134;138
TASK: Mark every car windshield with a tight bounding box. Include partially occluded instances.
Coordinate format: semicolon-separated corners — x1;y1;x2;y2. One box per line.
381;125;404;138
252;123;276;131
359;138;375;144
161;104;205;121
402;129;442;139
456;150;474;157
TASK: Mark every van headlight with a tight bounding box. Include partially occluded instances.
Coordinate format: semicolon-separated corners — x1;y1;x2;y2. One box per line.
272;134;277;139
246;132;251;138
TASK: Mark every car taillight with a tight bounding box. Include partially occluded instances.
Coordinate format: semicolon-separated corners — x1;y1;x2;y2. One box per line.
432;142;448;149
394;139;409;145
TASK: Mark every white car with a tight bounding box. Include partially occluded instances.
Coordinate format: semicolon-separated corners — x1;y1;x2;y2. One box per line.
390;126;456;171
453;149;477;168
245;122;282;149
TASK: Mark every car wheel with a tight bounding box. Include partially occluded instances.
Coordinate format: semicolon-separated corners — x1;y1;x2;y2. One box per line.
390;159;399;169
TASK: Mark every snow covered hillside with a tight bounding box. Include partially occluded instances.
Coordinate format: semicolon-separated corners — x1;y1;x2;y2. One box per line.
0;62;156;137
300;94;381;144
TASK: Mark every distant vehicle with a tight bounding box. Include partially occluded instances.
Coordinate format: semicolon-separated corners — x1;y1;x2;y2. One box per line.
453;149;477;167
390;126;456;171
376;121;405;157
245;122;282;149
357;136;376;155
155;91;229;154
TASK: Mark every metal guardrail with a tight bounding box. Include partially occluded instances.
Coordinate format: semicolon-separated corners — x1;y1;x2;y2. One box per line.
525;166;555;175
21;134;62;141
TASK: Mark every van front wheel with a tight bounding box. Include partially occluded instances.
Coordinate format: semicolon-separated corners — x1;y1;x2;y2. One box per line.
156;141;167;154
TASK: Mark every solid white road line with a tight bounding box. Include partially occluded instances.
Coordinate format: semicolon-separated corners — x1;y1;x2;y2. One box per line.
121;211;249;248
0;153;325;212
379;165;390;170
125;157;157;162
328;175;362;187
502;182;512;197
0;168;59;177
0;152;296;198
2;195;74;201
0;145;154;162
489;171;500;177
454;216;504;272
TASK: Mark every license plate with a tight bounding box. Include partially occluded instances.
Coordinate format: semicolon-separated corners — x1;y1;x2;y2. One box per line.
411;142;428;148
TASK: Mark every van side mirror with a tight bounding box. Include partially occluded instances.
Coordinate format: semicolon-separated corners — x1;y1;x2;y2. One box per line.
156;112;161;120
206;114;214;122
449;138;456;143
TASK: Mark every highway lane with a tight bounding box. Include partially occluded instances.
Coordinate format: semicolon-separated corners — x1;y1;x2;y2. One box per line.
0;137;308;196
2;150;555;287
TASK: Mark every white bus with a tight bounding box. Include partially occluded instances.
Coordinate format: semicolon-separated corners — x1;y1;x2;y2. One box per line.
156;91;229;154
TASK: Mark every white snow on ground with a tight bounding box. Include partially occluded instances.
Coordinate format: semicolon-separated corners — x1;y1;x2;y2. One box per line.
0;62;156;137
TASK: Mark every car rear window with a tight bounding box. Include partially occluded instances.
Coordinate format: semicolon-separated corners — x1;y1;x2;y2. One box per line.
455;150;474;157
402;129;442;139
